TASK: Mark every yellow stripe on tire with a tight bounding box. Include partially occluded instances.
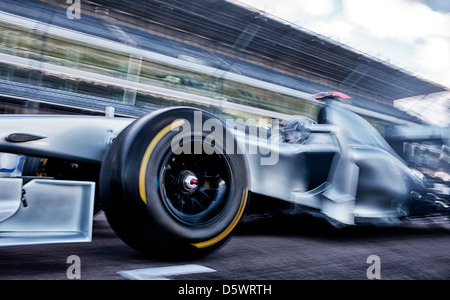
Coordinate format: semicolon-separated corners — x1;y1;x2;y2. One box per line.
139;119;185;204
191;188;248;249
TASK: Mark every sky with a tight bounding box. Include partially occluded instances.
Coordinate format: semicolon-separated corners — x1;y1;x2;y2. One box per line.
231;0;450;89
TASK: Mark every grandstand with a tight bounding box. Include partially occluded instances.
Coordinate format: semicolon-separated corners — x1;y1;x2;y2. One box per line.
78;0;446;104
0;0;447;125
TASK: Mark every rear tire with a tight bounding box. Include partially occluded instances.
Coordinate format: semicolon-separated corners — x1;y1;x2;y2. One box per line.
100;107;249;259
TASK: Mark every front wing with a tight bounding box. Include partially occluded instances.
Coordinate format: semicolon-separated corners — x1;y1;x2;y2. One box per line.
0;177;95;246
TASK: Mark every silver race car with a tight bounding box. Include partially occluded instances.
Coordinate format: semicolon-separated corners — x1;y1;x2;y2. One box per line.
0;100;448;258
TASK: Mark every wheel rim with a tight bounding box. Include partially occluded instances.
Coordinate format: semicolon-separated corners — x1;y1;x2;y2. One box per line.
159;140;232;227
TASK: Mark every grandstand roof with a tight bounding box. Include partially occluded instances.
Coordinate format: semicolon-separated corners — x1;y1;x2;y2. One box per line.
83;0;447;104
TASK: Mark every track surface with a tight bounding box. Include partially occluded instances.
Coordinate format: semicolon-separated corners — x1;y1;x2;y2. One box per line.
0;212;448;280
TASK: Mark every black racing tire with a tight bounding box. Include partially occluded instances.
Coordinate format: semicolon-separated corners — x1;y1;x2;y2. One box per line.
99;107;249;259
22;157;48;177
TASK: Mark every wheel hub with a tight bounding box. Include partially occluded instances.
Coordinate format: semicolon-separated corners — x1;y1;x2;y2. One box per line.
160;151;231;226
177;170;199;195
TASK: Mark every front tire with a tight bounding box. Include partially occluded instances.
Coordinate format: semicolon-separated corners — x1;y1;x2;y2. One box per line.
100;107;249;258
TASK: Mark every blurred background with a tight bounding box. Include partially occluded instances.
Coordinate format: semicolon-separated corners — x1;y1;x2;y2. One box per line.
0;0;448;180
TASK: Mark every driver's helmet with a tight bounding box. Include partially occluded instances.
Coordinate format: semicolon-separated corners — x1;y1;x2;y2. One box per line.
283;116;316;144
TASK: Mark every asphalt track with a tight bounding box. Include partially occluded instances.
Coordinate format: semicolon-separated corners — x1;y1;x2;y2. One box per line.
0;211;448;281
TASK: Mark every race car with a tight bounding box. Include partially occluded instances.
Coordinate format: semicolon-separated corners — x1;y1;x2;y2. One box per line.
0;100;448;258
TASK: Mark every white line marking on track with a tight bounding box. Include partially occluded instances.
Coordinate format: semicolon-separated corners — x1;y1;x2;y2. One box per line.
117;264;216;280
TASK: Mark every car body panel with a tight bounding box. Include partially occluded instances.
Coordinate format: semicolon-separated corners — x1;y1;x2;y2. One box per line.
0;115;133;163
